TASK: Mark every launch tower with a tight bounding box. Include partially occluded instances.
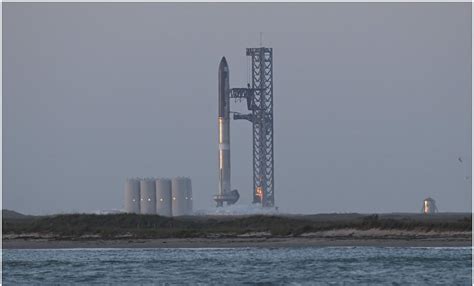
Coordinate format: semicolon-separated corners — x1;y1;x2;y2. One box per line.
231;47;274;207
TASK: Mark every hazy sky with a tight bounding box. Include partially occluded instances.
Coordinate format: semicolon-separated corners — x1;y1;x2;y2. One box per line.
3;3;471;215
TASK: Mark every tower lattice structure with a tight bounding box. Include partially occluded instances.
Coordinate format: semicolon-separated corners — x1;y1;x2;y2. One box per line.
231;47;274;207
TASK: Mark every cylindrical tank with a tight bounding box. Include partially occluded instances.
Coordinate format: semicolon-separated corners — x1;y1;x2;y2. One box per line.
140;178;156;214
124;178;140;214
156;178;172;217
185;177;193;215
422;197;438;214
171;177;188;216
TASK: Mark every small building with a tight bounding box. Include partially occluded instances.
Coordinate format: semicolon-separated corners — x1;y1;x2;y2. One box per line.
422;197;438;214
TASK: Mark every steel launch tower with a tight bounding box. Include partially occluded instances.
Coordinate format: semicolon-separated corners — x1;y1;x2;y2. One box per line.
215;47;274;208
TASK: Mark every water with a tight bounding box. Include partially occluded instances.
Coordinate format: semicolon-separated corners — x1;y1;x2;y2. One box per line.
2;247;471;285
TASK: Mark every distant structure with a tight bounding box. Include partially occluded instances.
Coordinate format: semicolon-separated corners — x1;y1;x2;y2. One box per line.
156;178;172;217
422;197;438;214
140;178;157;214
124;177;192;216
214;57;240;207
172;177;193;216
215;46;275;208
185;177;193;214
236;47;275;208
124;178;140;214
95;209;124;215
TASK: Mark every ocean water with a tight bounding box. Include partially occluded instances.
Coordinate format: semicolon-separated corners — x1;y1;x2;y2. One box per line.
2;247;471;285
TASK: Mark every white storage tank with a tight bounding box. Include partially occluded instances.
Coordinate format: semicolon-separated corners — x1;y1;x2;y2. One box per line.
171;177;188;216
422;197;438;214
124;178;140;214
156;178;172;217
185;177;193;215
140;178;156;214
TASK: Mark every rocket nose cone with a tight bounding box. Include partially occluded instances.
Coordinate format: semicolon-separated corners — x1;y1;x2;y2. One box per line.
219;57;228;71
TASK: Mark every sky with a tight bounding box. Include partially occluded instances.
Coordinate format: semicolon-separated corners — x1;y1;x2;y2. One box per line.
3;3;471;215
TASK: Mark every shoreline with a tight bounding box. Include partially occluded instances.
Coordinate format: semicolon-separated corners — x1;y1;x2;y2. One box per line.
3;236;471;249
4;213;471;249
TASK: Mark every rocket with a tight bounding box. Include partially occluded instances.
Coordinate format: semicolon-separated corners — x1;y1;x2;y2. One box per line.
214;57;239;207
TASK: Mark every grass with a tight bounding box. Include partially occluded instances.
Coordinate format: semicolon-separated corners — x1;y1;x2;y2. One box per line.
3;213;471;239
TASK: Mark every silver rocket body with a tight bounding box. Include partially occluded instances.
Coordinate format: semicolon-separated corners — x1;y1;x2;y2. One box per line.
214;57;239;207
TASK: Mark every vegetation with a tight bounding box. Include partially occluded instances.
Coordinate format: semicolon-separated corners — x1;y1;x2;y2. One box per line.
3;212;471;239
